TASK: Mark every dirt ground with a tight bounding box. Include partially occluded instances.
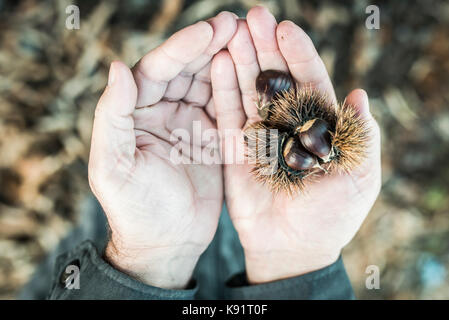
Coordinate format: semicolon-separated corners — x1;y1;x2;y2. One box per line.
0;0;448;299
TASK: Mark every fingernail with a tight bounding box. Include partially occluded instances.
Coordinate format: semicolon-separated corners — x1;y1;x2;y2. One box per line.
108;62;116;86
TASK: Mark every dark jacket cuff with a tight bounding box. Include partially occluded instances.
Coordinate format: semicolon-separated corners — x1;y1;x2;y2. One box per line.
47;240;198;300
224;256;355;300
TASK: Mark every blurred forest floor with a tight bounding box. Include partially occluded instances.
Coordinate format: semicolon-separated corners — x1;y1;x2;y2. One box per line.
0;0;448;299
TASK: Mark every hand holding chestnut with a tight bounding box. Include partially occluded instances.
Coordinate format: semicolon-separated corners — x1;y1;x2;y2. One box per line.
211;7;381;283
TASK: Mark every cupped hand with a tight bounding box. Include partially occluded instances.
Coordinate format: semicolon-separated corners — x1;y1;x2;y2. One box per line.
88;12;237;289
211;7;381;284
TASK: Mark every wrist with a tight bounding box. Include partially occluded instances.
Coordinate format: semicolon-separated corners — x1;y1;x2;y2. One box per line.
104;238;201;290
243;249;340;284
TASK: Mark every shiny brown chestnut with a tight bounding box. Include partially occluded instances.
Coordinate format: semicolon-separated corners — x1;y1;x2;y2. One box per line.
256;70;294;119
298;118;333;162
282;137;317;171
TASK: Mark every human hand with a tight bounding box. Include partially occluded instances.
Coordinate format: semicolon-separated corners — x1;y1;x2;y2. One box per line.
88;12;237;289
211;7;381;284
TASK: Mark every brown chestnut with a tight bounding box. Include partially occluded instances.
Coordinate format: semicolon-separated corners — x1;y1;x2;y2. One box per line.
282;137;317;171
256;70;294;119
298;118;332;161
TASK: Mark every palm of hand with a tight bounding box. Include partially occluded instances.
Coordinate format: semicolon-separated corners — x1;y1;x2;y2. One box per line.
90;15;238;255
226;154;380;257
105;95;222;252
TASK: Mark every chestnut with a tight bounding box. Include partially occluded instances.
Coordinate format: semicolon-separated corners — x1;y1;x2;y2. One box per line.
298;118;333;161
256;70;294;119
282;136;317;171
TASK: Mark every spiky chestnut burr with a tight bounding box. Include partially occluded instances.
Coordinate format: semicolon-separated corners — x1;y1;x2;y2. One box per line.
245;70;370;195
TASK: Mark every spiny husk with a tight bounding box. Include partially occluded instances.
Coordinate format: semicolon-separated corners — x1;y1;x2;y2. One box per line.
244;86;369;195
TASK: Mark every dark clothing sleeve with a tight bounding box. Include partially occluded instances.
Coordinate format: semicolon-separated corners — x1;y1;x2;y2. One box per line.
45;199;354;300
48;240;353;300
224;256;355;300
47;241;197;300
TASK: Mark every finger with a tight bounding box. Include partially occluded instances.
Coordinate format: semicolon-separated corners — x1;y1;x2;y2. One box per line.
184;11;238;74
246;6;288;72
346;89;371;120
162;71;194;102
183;62;211;107
90;61;137;169
133;101;216;144
164;11;238;102
211;50;247;165
133;21;213;107
227;19;261;122
276;21;336;104
182;11;238;108
211;50;246;131
205;98;215;120
345;89;381;168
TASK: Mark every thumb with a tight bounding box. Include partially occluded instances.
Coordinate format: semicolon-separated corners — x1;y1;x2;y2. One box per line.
89;61;138;176
345;89;381;186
